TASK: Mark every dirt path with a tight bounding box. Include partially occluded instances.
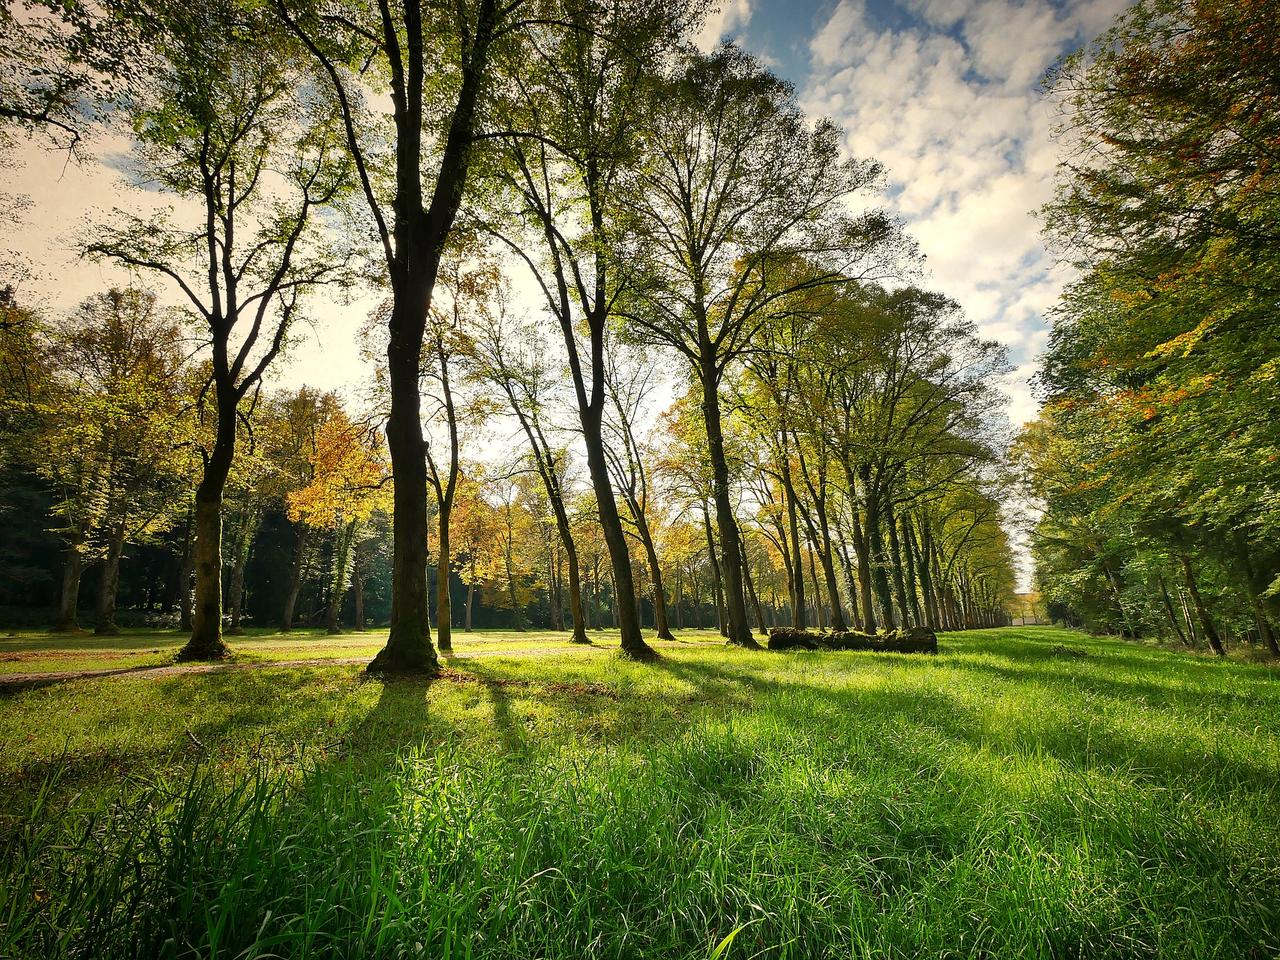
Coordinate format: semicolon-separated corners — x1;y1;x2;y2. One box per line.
0;644;622;692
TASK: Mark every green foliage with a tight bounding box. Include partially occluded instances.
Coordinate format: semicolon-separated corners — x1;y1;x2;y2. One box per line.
1028;0;1280;648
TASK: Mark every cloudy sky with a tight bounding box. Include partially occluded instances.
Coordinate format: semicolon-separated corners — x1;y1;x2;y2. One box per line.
700;0;1128;424
4;0;1128;426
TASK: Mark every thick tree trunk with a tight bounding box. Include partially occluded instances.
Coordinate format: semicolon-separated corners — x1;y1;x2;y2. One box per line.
54;544;84;632
281;524;310;632
369;281;439;673
700;360;757;648
94;525;125;635
178;397;235;662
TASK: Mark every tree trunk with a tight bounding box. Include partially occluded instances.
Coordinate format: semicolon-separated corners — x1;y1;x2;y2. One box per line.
369;283;439;672
635;512;676;640
861;471;896;630
700;359;757;647
465;580;474;632
94;524;125;635
579;400;651;656
325;519;358;634
54;544;84;632
847;503;878;632
702;504;727;637
227;507;257;635
885;498;912;628
741;539;768;635
900;513;923;627
281;524;310;632
781;459;806;630
435;504;453;651
1158;574;1189;646
178;399;235;662
806;545;826;631
1178;552;1224;656
352;547;365;631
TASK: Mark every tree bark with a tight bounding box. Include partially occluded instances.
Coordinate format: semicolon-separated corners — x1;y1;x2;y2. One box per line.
702;504;727;637
699;357;757;648
1179;552;1224;656
178;392;236;662
94;523;125;635
54;544;84;632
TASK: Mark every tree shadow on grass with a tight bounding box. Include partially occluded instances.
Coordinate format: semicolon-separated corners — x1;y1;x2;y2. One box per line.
647;650;1280;797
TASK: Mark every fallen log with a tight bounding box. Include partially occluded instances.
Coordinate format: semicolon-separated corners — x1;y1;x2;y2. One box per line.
767;626;938;655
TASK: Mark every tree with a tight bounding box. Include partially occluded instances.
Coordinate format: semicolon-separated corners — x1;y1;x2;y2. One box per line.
287;403;389;633
619;45;904;646
481;0;701;659
471;303;590;643
88;0;353;659
279;0;531;674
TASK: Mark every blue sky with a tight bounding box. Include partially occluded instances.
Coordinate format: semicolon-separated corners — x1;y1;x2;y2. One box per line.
698;0;1130;423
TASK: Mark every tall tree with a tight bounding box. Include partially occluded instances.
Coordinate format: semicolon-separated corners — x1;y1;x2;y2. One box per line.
482;0;699;658
89;1;353;659
280;0;529;673
620;45;903;646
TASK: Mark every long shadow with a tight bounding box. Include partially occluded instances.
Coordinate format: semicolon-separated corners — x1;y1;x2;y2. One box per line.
647;648;1280;796
455;659;527;754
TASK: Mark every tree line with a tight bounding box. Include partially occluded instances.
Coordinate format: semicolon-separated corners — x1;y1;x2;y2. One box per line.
1;0;1018;671
1021;0;1280;656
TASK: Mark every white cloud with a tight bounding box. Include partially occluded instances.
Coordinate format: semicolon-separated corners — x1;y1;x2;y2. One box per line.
696;0;754;52
802;0;1128;427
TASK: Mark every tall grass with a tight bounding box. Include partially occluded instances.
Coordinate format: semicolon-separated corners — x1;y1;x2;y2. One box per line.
2;627;1279;958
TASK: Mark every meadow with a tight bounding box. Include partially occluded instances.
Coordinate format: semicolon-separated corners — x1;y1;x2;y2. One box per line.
1;626;1278;958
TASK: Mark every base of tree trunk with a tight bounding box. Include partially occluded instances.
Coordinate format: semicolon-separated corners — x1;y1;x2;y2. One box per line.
655;629;678;642
327;626;342;635
570;634;593;644
617;641;660;662
50;622;81;633
94;624;120;636
227;626;246;636
726;635;763;651
367;644;439;676
175;636;231;662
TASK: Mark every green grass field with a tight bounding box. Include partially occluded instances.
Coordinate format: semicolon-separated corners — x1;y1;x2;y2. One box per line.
2;626;1278;958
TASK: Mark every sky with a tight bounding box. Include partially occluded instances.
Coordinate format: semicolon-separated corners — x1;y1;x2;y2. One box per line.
699;0;1128;425
3;0;1127;425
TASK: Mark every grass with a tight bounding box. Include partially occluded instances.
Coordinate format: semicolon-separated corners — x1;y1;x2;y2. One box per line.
1;626;1278;958
0;625;721;676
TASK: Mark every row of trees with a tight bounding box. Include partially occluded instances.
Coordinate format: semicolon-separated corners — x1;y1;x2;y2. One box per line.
2;0;1018;670
1021;0;1280;655
0;273;1016;643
